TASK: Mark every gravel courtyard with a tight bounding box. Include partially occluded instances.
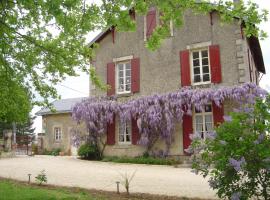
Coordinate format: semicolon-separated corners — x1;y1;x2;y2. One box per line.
0;156;216;199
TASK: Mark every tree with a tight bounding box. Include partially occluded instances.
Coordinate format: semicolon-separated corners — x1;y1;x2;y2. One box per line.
188;95;270;199
0;0;268;119
0;70;32;125
16;115;36;135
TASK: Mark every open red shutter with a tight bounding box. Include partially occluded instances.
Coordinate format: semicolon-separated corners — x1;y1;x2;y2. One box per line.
107;117;115;145
209;45;222;83
182;114;193;154
132;118;140;145
107;62;115;96
180;50;191;86
131;58;140;93
146;10;156;38
212;102;224;127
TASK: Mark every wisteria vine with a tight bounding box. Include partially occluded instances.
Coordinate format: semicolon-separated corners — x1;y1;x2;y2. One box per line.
72;83;267;153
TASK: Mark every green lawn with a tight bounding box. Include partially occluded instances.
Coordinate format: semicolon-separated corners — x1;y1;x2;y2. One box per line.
0;179;199;200
0;180;101;200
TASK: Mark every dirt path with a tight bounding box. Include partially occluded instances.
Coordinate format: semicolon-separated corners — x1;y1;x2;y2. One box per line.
0;156;217;199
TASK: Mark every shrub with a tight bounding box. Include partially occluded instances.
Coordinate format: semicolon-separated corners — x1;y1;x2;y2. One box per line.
51;148;61;156
78;143;99;160
189;96;270;200
102;156;179;165
35;170;47;185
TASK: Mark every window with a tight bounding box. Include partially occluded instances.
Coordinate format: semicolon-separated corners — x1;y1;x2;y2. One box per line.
194;105;213;139
191;49;211;84
54;127;62;141
116;62;131;94
119;121;131;144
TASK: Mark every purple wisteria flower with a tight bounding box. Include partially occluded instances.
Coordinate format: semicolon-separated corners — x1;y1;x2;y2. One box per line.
254;133;265;144
223;115;232;122
189;132;202;141
205;131;217;140
231;192;241;200
71;83;266;153
220;140;227;145
229;157;246;172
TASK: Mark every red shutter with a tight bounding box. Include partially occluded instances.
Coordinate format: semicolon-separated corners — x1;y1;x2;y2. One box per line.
180;50;191;86
146;10;156;38
107;62;115;96
212;102;224;126
132;118;140;145
209;45;222;83
182;114;193;154
131;58;140;93
107;117;115;145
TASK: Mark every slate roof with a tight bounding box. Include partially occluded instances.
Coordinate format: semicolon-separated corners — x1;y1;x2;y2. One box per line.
36;97;86;116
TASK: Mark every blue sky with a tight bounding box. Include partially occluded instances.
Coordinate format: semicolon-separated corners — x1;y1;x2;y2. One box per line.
32;0;270;133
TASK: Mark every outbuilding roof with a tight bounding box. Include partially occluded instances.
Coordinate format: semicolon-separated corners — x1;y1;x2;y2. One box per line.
36;97;86;116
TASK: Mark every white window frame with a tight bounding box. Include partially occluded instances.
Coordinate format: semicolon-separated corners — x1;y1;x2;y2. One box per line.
116;61;132;95
118;121;132;144
190;48;211;86
54;127;62;142
193;105;213;139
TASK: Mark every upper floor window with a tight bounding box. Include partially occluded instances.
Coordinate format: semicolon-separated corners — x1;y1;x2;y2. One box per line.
194;104;213;139
116;62;131;94
54;127;62;141
191;49;211;84
119;121;131;144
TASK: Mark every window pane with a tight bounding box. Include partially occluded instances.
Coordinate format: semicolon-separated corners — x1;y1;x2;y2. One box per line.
196;123;204;133
193;67;200;75
202;50;208;58
203;74;210;82
194;75;201;83
202;58;208;65
195;116;203;124
205;115;212;123
119;78;124;85
126;77;131;84
125;63;131;70
118;64;123;70
119;134;124;142
119;70;123;77
118;85;124;92
125;84;131;91
193;52;199;59
205;105;212;112
205;122;213;131
203;66;209;73
193;59;200;67
126;134;131;142
126;70;131;76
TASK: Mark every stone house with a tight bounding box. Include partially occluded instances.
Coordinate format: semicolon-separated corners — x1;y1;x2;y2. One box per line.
37;7;265;157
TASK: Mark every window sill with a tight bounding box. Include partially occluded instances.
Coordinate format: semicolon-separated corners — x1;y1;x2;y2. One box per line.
113;144;132;149
116;92;132;98
191;82;212;89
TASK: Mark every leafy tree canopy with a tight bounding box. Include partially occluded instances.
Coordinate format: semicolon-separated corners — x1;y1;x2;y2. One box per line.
0;0;268;122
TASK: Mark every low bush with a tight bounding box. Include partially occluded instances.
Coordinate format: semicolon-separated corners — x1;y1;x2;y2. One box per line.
102;156;180;165
78;143;99;160
51;148;61;156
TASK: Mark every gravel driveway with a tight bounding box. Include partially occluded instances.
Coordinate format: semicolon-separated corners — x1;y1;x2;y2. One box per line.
0;156;216;199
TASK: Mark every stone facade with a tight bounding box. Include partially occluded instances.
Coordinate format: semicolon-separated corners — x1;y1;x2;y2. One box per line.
40;10;263;157
42;113;87;155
